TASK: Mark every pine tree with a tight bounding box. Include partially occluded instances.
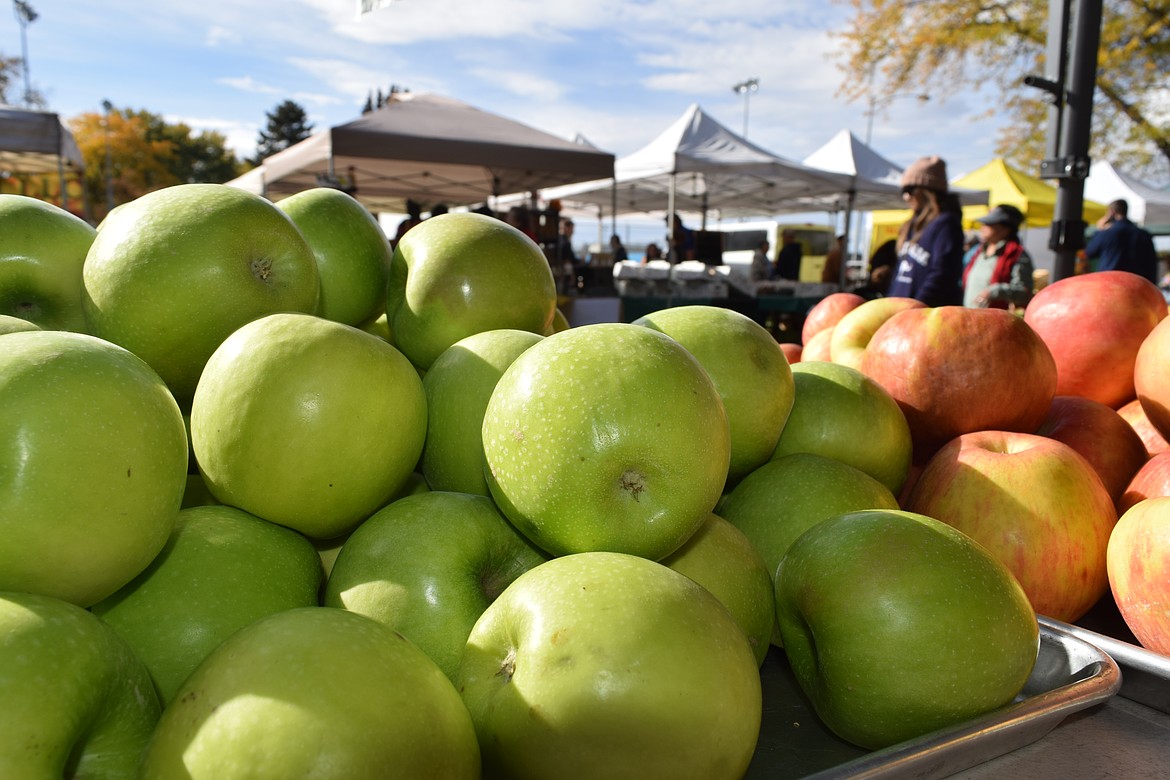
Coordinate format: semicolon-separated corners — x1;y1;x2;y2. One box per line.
253;100;313;164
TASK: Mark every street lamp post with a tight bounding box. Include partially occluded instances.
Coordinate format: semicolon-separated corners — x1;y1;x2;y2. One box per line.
13;0;37;107
732;78;759;138
102;100;115;213
863;91;931;146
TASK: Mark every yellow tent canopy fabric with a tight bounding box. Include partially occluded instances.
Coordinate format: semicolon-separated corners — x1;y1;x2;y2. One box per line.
869;158;1108;252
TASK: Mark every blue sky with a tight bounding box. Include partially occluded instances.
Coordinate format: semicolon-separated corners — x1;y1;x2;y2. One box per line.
7;0;1013;245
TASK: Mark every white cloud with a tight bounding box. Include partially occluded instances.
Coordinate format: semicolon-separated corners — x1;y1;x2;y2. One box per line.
205;25;241;47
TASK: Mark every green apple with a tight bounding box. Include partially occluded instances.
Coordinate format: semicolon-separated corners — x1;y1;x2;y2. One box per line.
139;607;481;779
459;552;761;780
277;187;392;328
325;491;548;681
313;472;430;578
0;330;187;606
422;328;543;495
191;313;427;540
633;304;795;484
661;513;775;666
717;452;899;644
0;590;161;778
770;360;912;494
82;183;320;405
482;322;730;560
0;193;96;332
387;211;557;370
775;509;1039;749
0;313;41;334
550;306;571;333
92;505;323;704
362;311;394;344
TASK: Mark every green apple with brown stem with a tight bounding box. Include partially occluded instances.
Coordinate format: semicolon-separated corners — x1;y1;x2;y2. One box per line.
82;183;320;405
325;491;548;682
482;322;730;560
458;552;762;780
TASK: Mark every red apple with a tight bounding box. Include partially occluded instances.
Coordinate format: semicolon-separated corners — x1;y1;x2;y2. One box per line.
1024;271;1166;409
828;297;925;370
800;327;833;363
801;292;865;345
779;342;802;364
1118;398;1169;459
906;430;1117;622
1034;395;1148;507
1120;451;1170;514
1136;314;1170;441
1107;497;1170;655
859;306;1057;462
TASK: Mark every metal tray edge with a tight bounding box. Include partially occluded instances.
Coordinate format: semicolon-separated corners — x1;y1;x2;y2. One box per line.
800;620;1122;780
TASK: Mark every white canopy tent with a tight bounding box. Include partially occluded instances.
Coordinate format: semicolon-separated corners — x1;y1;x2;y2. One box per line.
226;91;614;214
516;104;859;231
1083;160;1170;230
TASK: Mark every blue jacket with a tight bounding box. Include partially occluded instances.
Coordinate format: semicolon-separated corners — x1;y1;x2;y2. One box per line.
1084;218;1158;283
887;211;965;306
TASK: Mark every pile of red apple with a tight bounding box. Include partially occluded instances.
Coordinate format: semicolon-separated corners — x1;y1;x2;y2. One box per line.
3;184;1170;779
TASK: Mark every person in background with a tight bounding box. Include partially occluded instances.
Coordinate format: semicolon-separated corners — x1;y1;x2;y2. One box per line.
642;242;663;263
774;229;802;281
392;199;423;248
750;239;772;283
557;218;578;266
667;214;696;262
887;155;965;306
1084;199;1158;283
961;204;1034;309
857;238;897;299
610;234;629;263
821;234;846;285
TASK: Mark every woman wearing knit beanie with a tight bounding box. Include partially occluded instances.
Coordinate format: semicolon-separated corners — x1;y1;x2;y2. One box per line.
886;155;965;306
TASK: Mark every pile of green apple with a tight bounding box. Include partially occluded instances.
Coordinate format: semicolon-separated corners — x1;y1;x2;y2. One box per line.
11;183;1134;779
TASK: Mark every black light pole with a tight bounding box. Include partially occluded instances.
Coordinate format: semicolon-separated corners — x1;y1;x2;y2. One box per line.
1027;0;1104;281
102;100;115;212
13;0;37;107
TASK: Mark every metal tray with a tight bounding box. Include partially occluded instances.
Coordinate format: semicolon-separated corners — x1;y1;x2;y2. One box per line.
1047;616;1170;714
745;619;1121;779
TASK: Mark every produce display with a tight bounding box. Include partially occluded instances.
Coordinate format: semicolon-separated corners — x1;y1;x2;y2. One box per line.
4;186;1170;778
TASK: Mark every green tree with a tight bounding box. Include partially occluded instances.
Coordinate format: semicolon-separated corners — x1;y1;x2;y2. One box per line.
834;0;1170;180
254;100;313;164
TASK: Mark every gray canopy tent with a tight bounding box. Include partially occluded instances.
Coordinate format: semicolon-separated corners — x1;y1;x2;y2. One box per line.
0;105;88;217
227;92;615;213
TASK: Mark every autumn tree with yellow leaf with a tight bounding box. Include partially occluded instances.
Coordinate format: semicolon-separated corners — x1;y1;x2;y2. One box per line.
833;0;1170;180
70;106;243;221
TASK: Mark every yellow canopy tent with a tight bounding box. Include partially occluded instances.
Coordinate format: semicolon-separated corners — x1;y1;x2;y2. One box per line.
869;158;1108;251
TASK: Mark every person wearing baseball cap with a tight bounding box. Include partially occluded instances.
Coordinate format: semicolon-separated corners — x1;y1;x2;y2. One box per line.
961;204;1035;309
887;156;965;306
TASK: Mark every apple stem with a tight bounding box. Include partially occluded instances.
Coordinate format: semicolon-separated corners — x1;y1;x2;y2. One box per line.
497;648;517;683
